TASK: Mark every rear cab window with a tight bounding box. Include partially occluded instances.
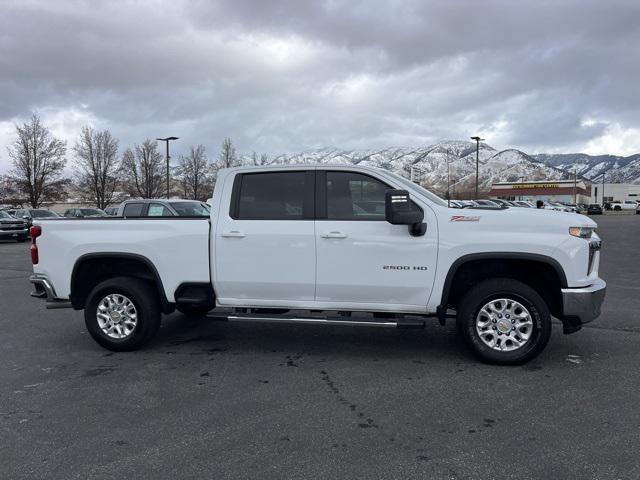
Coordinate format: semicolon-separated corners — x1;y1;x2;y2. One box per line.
231;171;312;220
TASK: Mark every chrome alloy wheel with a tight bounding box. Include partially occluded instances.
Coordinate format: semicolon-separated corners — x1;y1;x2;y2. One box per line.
96;294;138;339
475;298;533;352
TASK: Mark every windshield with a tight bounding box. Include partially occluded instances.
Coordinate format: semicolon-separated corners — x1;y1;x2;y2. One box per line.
385;171;448;207
0;211;11;218
169;201;210;217
31;210;59;218
79;209;105;216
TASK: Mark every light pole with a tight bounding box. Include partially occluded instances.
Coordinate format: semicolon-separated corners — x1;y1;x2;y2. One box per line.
156;136;179;198
447;154;451;207
471;136;484;199
601;170;605;208
573;168;577;205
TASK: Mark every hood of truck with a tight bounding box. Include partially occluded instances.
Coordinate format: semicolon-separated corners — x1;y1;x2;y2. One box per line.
445;206;597;230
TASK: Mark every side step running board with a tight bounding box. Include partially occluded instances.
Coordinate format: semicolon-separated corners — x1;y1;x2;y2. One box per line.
207;314;425;329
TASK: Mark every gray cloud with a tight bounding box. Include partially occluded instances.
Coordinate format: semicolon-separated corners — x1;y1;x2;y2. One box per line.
1;0;639;173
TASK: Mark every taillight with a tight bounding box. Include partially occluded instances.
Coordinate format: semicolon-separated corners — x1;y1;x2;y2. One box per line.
30;225;41;265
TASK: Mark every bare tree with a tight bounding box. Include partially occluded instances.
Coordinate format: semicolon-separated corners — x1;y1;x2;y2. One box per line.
218;137;238;168
7;113;68;207
0;175;25;206
73;126;120;209
121;140;165;198
175;144;213;201
251;151;272;166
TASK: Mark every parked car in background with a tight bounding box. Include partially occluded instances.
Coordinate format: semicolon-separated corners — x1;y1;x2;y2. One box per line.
0;210;28;242
610;201;637;211
103;207;119;216
472;199;502;209
117;199;210;217
559;203;579;213
587;204;603;215
513;201;534;208
63;208;107;218
490;199;511;208
13;208;60;227
636;203;640;215
544;202;571;212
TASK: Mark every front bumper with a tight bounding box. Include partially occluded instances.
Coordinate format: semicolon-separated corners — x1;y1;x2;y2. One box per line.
29;274;72;309
0;228;28;239
561;278;606;325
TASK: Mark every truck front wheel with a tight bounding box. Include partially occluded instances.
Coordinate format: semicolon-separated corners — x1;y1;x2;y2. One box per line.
457;278;552;365
84;277;161;351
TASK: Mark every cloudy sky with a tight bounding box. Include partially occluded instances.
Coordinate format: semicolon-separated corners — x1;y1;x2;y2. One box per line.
1;0;639;172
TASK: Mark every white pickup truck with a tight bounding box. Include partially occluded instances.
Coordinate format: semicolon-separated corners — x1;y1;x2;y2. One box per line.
28;165;606;364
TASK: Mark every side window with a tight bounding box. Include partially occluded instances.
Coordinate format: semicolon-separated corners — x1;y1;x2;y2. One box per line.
326;172;389;220
235;172;306;220
147;203;173;217
123;203;144;217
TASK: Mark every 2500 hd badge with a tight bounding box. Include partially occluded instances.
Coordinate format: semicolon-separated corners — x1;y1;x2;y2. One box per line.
383;265;428;271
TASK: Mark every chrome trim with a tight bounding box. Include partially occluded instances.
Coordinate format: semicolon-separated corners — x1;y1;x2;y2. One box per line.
30;274;56;299
561;278;606;324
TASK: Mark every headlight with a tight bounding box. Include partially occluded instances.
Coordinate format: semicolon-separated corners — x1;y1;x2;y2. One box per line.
569;226;594;239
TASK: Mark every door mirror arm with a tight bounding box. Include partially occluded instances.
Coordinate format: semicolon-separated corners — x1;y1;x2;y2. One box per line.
409;222;427;237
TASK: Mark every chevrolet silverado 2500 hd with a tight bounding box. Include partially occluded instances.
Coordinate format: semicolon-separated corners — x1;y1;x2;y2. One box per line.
28;165;606;364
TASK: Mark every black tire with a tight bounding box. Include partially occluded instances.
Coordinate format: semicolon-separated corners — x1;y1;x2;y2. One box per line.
176;305;212;317
457;278;552;365
84;277;161;351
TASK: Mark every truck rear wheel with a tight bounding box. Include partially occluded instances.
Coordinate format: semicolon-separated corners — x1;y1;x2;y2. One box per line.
84;277;161;351
457;278;551;365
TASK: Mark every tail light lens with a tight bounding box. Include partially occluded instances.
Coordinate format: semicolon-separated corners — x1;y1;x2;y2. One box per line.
30;225;41;264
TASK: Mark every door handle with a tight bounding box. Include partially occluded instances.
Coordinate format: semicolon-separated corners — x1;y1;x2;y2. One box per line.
221;230;246;238
320;231;348;239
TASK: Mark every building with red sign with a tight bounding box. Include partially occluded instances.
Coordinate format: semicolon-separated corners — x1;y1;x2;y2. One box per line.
489;179;591;204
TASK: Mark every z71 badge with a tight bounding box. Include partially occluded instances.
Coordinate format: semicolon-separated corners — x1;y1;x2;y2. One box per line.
450;215;480;222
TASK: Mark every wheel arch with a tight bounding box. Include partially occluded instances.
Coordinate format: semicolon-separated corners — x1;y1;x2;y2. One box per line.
70;253;173;313
439;252;567;318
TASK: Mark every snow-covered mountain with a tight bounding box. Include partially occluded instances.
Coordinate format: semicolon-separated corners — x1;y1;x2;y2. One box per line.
533;153;640;184
238;141;640;193
240;141;572;195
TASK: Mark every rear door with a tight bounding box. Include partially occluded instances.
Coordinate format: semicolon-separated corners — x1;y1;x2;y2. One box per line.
214;170;316;307
314;170;437;312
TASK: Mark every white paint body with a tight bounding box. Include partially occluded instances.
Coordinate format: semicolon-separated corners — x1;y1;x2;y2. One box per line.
33;165;602;314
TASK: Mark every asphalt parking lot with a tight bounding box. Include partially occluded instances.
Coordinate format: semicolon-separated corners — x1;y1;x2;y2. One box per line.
1;215;639;479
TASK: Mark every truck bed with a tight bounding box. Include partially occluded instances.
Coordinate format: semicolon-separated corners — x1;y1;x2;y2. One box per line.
32;218;211;302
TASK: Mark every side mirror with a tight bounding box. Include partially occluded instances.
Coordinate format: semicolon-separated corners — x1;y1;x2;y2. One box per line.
385;190;426;236
23;215;30;220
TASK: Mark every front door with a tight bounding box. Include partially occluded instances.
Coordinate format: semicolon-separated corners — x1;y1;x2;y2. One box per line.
314;170;437;312
214;170;316;308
